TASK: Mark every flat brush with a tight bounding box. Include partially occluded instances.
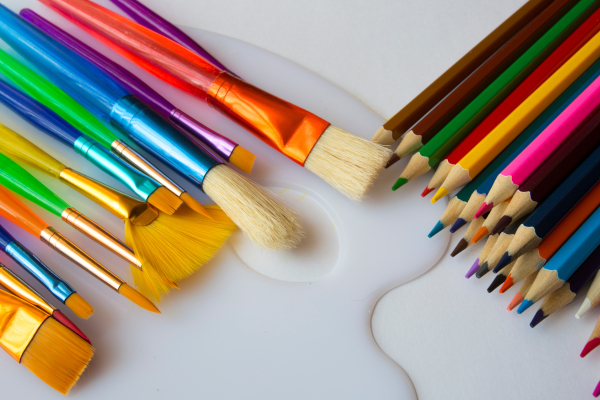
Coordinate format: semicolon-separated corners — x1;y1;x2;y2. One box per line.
0;264;90;343
0;7;302;250
40;0;391;201
0;219;92;319
21;9;254;174
0;152;159;312
0;129;236;301
0;289;93;394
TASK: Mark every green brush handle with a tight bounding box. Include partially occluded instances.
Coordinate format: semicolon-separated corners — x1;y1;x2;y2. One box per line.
0;152;69;217
0;48;117;148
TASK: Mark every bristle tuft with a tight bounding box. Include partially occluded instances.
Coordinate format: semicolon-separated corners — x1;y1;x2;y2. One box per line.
147;186;183;215
64;293;94;319
180;192;212;219
118;283;160;313
305;126;392;201
203;165;304;250
229;145;256;174
21;318;93;394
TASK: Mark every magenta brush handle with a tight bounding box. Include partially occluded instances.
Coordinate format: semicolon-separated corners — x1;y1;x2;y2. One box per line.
21;8;236;161
108;0;234;74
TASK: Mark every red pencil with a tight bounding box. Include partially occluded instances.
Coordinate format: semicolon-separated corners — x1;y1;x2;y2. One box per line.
424;7;600;193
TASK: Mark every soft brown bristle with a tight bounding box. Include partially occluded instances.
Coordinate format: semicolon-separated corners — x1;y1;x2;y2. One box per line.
180;192;212;219
21;318;93;395
118;283;160;313
125;205;237;300
229;145;256;174
147;186;183;215
64;293;94;319
305;126;392;201
203;165;303;250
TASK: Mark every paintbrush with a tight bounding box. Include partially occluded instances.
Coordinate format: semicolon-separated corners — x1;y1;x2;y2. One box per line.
0;289;93;394
0;218;92;319
32;0;391;201
0;151;159;312
0;129;236;301
0;264;90;343
0;8;302;251
21;10;254;174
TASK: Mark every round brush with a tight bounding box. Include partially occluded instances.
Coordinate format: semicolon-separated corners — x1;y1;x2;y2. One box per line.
0;12;302;250
0;129;236;301
0;151;159;312
39;0;391;201
0;264;90;343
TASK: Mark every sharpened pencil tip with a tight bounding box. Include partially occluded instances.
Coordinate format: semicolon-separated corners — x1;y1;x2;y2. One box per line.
386;153;400;168
474;202;493;219
491;216;512;235
530;309;547;328
431;187;449;203
576;298;592;319
517;299;533;314
488;275;506;293
466;259;480;279
582;338;600;358
392;178;408;191
494;253;512;273
428;221;444;238
593;380;600;397
421;186;434;197
471;227;489;244
450;218;466;233
451;239;468;257
508;292;524;311
499;274;513;293
475;263;489;279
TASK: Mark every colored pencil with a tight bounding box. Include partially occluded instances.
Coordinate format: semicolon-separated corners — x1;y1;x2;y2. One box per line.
466;234;499;278
428;196;465;238
517;206;600;313
471;198;511;244
581;266;600;354
488;259;517;293
386;0;580;162
431;28;600;202
476;230;516;278
373;0;555;144
390;0;597;186
451;216;485;257
424;5;600;191
508;270;539;310
579;267;600;317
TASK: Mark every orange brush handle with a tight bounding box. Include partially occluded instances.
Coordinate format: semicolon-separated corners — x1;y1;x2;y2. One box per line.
0;185;50;238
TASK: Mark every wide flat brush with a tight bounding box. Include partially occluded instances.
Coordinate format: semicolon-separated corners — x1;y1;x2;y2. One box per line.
0;264;89;343
21;9;254;174
39;0;391;201
0;7;301;250
0;289;93;394
0;153;159;312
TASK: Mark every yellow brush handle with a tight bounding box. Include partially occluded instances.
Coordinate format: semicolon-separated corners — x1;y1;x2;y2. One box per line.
0;125;65;178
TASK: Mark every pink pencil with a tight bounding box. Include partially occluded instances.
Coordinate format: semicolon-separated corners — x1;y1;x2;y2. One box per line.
474;72;600;218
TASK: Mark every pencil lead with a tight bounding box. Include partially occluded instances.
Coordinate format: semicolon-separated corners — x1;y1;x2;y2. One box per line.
499;274;514;293
466;259;480;279
428;221;444;238
508;292;524;311
471;227;489;244
517;299;533;314
576;298;592;319
488;275;506;293
385;153;400;168
494;253;512;273
530;309;547;328
451;239;468;257
475;263;489;279
474;202;493;219
431;187;448;203
581;338;600;358
392;178;408;191
450;218;467;233
491;216;512;235
593;380;600;397
421;186;434;197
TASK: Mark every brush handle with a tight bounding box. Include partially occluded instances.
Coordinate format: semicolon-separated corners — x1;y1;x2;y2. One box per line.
0;152;69;217
21;9;237;161
0;185;49;238
0;222;16;249
0;265;55;314
108;0;233;73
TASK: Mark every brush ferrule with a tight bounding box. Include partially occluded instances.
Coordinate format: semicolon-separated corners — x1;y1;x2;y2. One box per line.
74;135;160;201
60;207;143;271
40;227;124;291
5;241;75;303
0;265;55;315
207;72;330;165
0;290;49;362
109;95;221;189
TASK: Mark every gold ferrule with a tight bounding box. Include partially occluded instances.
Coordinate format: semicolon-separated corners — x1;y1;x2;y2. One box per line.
0;266;54;315
111;140;183;196
40;227;124;291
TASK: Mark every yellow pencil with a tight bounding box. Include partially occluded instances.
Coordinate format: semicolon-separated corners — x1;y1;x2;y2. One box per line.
431;29;600;203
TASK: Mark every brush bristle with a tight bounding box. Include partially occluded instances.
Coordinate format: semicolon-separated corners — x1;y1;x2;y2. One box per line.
203;165;304;250
229;145;256;174
147;186;183;215
118;283;160;313
180;192;212;219
305;126;392;201
125;204;237;298
128;263;177;303
64;293;94;319
21;317;93;394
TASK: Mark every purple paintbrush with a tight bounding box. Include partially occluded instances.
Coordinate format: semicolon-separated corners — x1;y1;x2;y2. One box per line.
21;8;254;173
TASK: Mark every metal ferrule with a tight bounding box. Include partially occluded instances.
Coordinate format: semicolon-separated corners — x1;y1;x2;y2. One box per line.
110;95;221;189
5;241;74;303
74;135;161;201
111;139;184;196
40;227;123;291
0;265;55;315
60;207;143;271
169;109;234;160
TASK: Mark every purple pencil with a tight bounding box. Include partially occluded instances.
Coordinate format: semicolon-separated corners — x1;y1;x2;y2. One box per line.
21;8;255;174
